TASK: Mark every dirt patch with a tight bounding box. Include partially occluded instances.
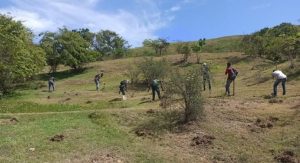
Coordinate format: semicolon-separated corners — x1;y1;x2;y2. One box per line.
86;100;92;104
191;134;215;147
0;117;19;125
263;94;273;99
90;153;124;163
274;150;298;163
109;98;122;102
88;112;97;119
135;129;154;137
248;117;277;132
269;99;283;104
146;109;155;114
269;116;279;122
50;134;64;142
68;151;125;163
255;118;274;129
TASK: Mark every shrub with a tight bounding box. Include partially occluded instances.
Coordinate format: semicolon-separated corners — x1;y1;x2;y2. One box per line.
137;57;170;84
163;67;204;122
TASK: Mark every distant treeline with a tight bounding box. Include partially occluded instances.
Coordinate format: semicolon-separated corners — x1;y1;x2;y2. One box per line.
1;13;299;94
242;23;300;68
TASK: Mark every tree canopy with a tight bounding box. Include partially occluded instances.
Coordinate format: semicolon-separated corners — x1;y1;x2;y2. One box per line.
143;38;169;56
94;30;130;58
0;14;46;94
242;23;300;68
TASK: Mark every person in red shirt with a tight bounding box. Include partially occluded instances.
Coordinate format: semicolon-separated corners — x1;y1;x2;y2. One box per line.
225;62;238;96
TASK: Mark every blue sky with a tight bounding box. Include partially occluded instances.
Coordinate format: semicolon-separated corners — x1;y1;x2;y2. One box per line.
0;0;299;46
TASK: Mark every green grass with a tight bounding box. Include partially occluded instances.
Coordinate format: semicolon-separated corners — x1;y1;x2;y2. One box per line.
0;51;299;162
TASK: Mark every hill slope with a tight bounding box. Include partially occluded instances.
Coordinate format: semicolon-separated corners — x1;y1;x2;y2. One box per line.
128;35;244;57
0;52;299;162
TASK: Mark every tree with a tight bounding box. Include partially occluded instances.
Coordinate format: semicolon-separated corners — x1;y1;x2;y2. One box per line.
163;67;204;122
94;30;130;58
58;28;94;70
72;28;94;45
241;23;300;68
191;38;206;63
40;32;62;73
40;28;95;71
176;43;191;63
0;14;45;94
137;57;170;84
143;38;169;56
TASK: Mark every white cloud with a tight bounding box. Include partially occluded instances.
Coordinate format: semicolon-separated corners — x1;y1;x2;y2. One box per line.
0;0;174;47
170;6;181;12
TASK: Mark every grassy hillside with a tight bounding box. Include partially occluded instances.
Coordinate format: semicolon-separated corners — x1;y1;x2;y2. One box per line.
128;35;244;57
0;52;299;162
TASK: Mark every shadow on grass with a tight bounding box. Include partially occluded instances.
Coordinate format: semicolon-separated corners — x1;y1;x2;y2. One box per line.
128;83;148;92
38;68;88;81
109;98;123;102
224;55;252;65
134;109;186;136
172;60;194;67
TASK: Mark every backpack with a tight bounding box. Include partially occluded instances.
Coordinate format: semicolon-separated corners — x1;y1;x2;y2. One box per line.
151;79;159;87
230;68;238;80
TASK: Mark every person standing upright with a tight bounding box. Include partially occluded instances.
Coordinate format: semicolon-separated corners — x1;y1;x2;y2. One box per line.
94;72;103;91
225;62;238;96
48;76;55;92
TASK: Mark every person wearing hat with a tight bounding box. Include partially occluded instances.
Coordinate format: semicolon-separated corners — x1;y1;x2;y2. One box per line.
202;63;211;91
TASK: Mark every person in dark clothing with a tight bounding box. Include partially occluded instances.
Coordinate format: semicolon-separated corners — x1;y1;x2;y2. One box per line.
148;79;163;101
119;80;129;100
224;62;238;96
48;76;55;92
94;72;103;91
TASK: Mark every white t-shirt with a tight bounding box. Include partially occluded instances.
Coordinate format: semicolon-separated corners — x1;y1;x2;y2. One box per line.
272;70;287;80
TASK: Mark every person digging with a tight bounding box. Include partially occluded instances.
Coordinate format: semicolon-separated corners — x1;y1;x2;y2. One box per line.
148;79;163;101
119;80;130;100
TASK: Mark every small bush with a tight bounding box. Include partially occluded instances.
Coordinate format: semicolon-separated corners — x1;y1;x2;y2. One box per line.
139;57;170;82
163;67;204;122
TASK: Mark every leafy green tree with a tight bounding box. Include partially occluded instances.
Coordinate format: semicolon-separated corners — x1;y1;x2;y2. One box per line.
0;14;45;94
72;28;94;45
242;23;300;68
137;57;170;84
143;38;169;56
94;30;130;58
58;28;94;70
191;38;206;63
40;32;62;73
40;28;94;71
176;43;191;63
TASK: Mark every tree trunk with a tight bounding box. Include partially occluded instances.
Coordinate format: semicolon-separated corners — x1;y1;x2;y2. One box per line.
196;53;201;64
288;54;295;69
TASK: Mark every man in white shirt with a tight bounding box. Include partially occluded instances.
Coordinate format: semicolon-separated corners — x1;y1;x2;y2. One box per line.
272;70;287;96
